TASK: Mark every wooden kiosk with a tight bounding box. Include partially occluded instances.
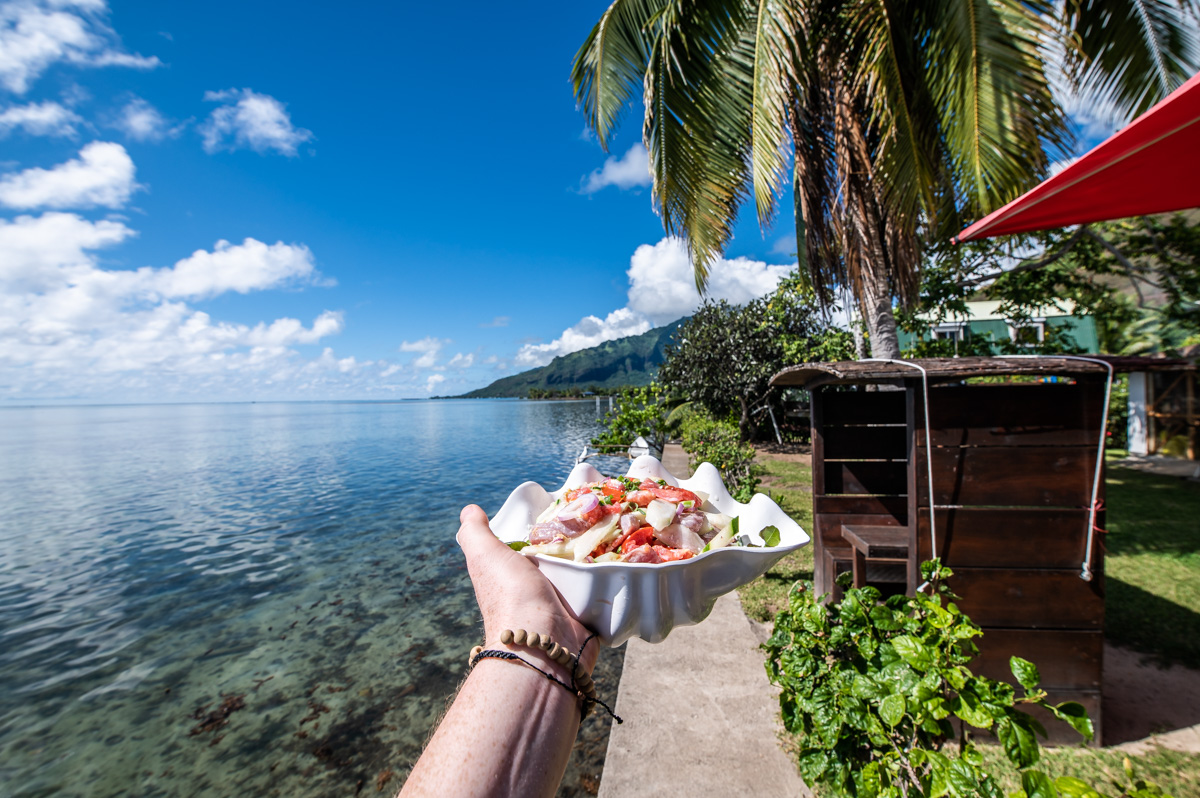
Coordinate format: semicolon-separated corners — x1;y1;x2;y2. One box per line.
772;357;1117;741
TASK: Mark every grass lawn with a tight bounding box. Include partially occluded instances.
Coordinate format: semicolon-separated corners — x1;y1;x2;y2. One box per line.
979;744;1200;797
740;450;1200;796
1103;456;1200;668
737;456;814;623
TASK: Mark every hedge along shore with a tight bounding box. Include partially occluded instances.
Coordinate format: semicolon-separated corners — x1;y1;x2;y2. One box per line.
597;444;811;798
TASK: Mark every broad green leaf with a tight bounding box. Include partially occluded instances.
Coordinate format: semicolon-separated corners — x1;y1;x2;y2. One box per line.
947;760;979;795
924;696;950;720
1009;656;1040;691
891;635;932;670
859;761;882;798
852;674;887;700
507;540;529;552
951;692;993;729
880;694;906;727
1050;701;1095;742
760;524;781;547
1021;770;1056;798
1054;776;1102;798
997;716;1040;768
925;751;951;798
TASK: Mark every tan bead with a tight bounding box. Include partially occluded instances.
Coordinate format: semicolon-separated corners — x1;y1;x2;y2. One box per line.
500;629;514;645
513;629;527;645
469;645;482;665
546;642;561;658
539;637;552;651
554;649;572;666
526;632;541;648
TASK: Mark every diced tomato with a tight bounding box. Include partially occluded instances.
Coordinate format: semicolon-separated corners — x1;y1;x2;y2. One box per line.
564;485;597;502
601;483;626;502
620;526;655;554
653;546;694;562
643;482;700;505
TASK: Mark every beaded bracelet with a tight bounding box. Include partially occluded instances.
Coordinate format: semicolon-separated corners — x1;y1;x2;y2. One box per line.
468;629;622;723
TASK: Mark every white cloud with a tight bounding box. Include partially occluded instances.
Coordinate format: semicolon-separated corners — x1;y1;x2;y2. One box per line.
0;212;345;399
770;234;797;256
480;315;509;328
199;88;313;156
0;100;81;137
154;237;322;299
399;336;448;369
511;237;793;369
581;143;650;193
625;237;792;326
0;141;139;209
110;97;180;142
425;373;445;392
0;0;160;94
446;352;474;369
515;307;651;368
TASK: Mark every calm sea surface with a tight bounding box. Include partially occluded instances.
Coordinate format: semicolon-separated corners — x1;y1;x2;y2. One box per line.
0;399;628;797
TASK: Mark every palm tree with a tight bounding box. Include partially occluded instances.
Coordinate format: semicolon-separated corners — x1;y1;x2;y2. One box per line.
572;0;1198;357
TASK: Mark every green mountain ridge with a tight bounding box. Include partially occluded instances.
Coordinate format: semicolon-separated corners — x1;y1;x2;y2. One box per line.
456;319;685;398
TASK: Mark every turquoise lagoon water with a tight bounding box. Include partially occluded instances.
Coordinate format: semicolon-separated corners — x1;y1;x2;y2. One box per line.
0;400;627;797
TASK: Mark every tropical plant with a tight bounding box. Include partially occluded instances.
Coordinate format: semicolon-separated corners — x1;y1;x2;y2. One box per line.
658;278;828;439
572;0;1199;358
677;410;762;500
898;213;1200;357
764;560;1104;798
592;383;673;452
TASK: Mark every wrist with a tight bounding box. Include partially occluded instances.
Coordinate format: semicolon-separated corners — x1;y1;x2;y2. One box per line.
482;613;599;675
480;627;596;679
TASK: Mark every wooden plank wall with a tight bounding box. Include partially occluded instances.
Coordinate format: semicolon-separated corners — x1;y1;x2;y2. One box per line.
812;388;909;597
912;380;1108;743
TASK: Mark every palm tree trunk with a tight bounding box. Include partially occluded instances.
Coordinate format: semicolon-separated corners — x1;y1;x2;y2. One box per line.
861;264;901;359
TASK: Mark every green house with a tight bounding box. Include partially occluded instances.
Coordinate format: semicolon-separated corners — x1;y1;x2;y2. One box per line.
897;299;1100;353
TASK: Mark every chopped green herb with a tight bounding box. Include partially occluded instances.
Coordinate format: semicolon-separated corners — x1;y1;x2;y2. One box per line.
507;541;529;552
656;479;668;486
599;494;613;506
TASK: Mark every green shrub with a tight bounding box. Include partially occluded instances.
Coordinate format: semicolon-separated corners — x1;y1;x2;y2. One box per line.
678;411;760;502
592;383;669;452
763;561;1125;798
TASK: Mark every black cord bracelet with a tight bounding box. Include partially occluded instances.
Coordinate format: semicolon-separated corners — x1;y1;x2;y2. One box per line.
468;632;622;724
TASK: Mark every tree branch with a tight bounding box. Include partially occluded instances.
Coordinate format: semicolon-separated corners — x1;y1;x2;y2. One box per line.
1082;228;1157;307
957;226;1088;288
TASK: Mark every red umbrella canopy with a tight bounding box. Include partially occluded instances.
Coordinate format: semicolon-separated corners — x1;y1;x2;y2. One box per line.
956;70;1200;242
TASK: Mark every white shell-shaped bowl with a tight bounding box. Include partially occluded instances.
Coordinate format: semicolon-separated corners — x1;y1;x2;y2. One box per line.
489;456;809;646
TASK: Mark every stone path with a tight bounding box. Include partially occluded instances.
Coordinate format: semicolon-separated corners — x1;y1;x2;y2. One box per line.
599;444;810;796
597;594;811;798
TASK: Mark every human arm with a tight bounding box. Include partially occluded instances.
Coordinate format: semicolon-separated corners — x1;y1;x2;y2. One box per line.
399;504;599;798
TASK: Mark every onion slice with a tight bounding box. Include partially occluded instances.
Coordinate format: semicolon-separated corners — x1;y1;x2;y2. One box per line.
558;492;599;521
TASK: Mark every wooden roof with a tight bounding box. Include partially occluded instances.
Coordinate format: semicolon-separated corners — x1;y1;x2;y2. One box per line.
772;355;1195;390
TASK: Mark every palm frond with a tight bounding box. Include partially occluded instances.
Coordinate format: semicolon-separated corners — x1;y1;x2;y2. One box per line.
842;0;941;226
572;0;669;150
790;57;841;302
641;0;758;291
1062;0;1199;118
749;0;804;229
926;0;1067;215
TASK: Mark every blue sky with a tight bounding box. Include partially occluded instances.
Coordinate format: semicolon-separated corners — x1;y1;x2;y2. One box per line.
0;1;1142;402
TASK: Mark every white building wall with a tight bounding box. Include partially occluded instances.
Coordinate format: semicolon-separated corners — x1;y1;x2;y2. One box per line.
1128;372;1149;455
